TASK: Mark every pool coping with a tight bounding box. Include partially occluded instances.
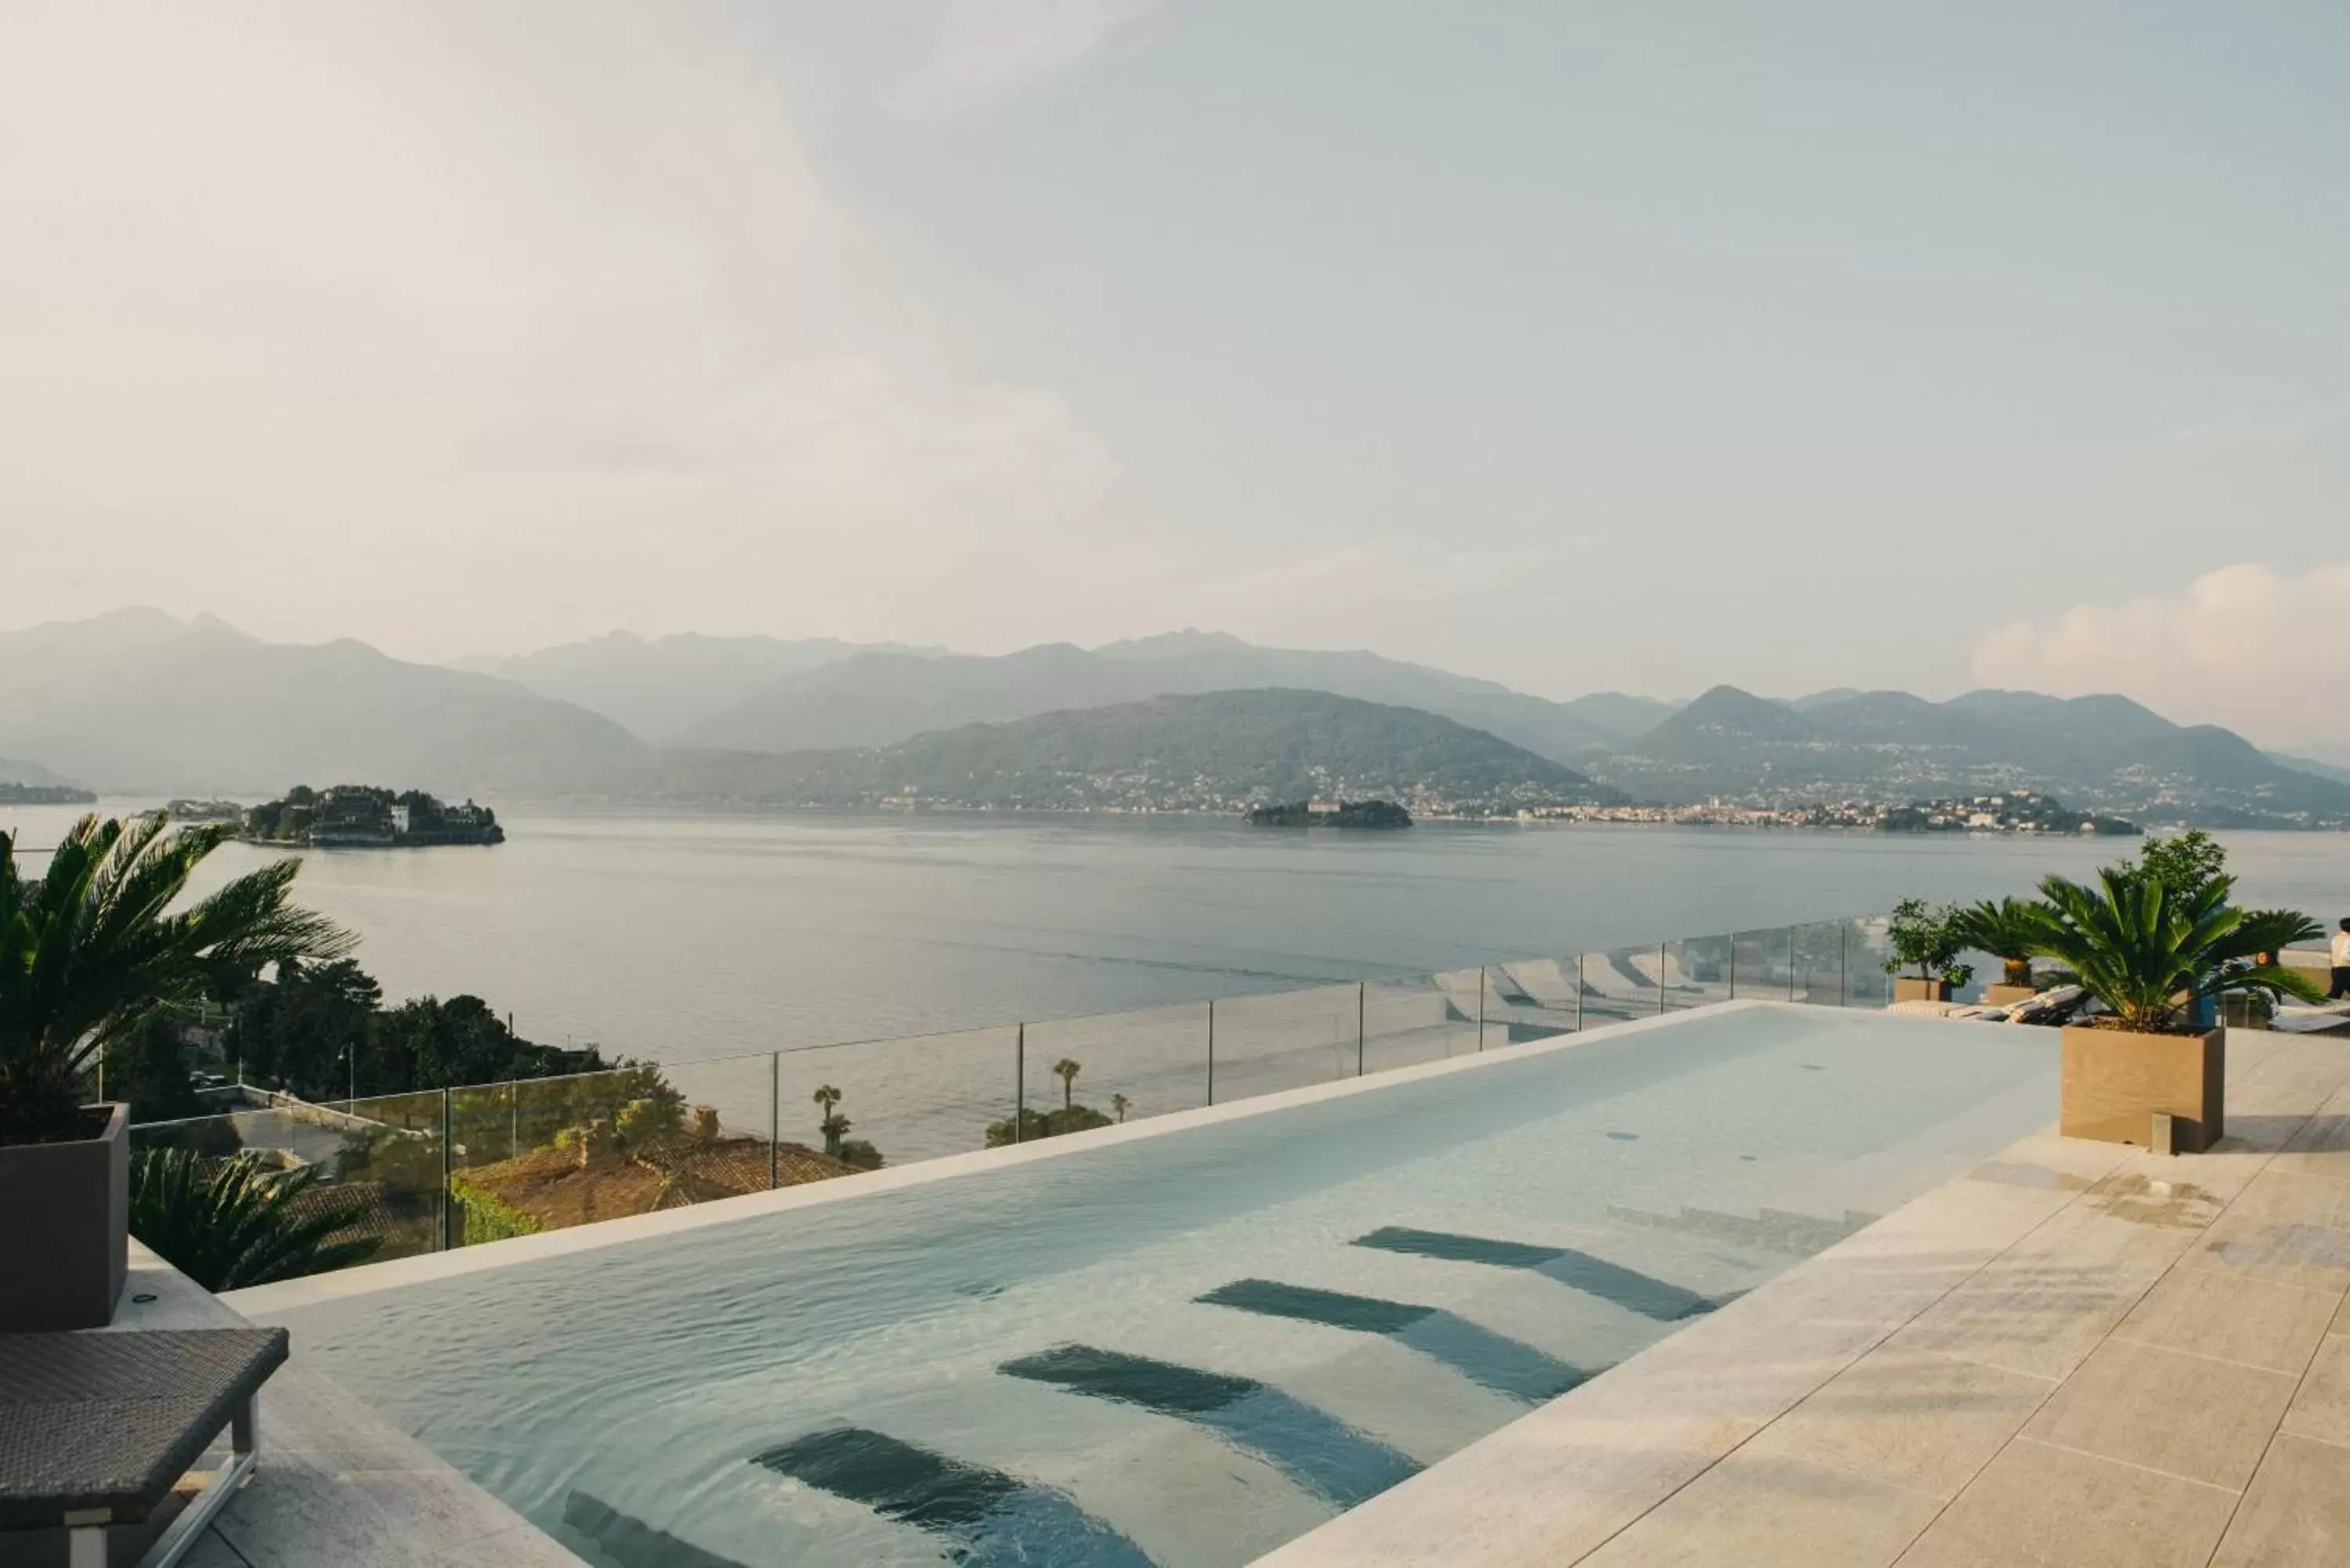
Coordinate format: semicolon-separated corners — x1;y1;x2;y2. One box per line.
1251;1026;2350;1567
229;998;1965;1317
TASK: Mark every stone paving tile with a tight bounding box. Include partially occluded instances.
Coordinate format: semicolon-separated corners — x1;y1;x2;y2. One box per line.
1575;1449;1943;1568
2111;1268;2341;1375
2207;1433;2350;1567
2020;1339;2296;1490
2225;1167;2350;1230
1891;1438;2237;1568
2194;1207;2350;1295
2281;1334;2350;1448
1734;1348;2055;1501
1885;1264;2142;1383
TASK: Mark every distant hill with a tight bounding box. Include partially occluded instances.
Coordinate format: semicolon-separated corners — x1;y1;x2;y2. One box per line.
1556;692;1682;741
2272;751;2350;789
459;630;949;742
1593;684;2350;826
678;633;1623;763
654;688;1618;813
0;612;650;797
0;756;75;789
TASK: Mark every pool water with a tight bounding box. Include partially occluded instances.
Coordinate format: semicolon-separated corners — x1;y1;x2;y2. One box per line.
247;1006;2059;1567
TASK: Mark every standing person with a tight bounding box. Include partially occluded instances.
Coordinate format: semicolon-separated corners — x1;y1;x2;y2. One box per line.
2334;918;2350;1001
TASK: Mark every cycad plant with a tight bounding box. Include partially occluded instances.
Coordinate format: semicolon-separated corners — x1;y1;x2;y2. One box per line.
2;814;353;1143
2030;867;2320;1034
128;1146;382;1290
1948;898;2052;988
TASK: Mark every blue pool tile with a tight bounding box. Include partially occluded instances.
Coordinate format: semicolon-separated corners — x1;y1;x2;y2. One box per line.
1001;1344;1419;1508
752;1425;1153;1566
1353;1226;1716;1321
1197;1278;1589;1404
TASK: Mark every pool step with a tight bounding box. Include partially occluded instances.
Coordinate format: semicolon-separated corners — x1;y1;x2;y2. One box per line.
1195;1278;1589;1403
1000;1343;1419;1508
751;1425;1153;1567
564;1491;753;1568
1351;1226;1720;1321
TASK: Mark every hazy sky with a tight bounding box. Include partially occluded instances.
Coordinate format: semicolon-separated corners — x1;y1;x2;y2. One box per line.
4;3;2346;742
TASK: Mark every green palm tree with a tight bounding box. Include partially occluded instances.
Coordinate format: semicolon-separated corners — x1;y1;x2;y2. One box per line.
1948;898;2053;988
812;1085;844;1156
2;814;353;1143
128;1147;381;1290
1052;1057;1081;1112
2030;867;2320;1034
1110;1093;1130;1124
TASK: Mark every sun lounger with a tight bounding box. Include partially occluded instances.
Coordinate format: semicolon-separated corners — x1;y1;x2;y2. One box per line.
0;1327;288;1568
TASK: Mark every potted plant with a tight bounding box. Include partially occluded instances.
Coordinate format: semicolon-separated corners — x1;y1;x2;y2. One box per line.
1949;898;2052;1006
1;814;351;1328
2030;863;2319;1152
1883;898;1973;1003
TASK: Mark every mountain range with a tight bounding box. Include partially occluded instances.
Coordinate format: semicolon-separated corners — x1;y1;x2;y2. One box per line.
666;628;1668;762
1598;685;2350;826
3;609;2346;827
455;631;949;743
0;609;649;796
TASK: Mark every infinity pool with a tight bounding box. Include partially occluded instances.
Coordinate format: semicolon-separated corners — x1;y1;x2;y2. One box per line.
238;1004;2058;1567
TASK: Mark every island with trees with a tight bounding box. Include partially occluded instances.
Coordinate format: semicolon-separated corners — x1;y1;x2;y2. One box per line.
1249;798;1412;829
240;785;505;847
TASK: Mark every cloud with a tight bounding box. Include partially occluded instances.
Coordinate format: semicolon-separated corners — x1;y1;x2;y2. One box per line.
1971;561;2350;750
0;1;1162;658
891;0;1154;121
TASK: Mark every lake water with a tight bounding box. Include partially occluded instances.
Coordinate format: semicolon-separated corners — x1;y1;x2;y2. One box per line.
8;800;2350;1065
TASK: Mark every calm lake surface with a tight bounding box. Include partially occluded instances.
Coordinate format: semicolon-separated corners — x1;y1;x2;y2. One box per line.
9;800;2350;1065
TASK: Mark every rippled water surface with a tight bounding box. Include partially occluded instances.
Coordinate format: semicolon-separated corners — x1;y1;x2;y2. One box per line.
7;800;2348;1062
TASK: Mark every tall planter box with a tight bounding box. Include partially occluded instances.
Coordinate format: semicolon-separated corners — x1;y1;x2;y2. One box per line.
1893;978;1952;1003
1984;983;2040;1008
0;1103;128;1330
2060;1028;2223;1153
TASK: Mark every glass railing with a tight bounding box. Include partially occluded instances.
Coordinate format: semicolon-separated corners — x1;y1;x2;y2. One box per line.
130;912;1896;1272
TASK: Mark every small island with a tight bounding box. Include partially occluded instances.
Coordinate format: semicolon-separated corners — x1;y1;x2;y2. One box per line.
241;784;505;847
1248;797;1413;830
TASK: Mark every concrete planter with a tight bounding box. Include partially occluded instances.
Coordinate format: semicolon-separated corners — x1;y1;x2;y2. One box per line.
0;1102;128;1330
1984;984;2041;1008
1893;978;1952;1003
2059;1027;2223;1153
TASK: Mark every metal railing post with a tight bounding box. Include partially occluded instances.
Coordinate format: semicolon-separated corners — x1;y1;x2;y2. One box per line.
1840;922;1850;1007
1656;944;1667;1016
1356;982;1366;1076
1728;940;1738;999
1575;952;1585;1031
1477;966;1487;1052
439;1086;453;1252
508;1080;519;1160
1014;1023;1025;1143
768;1051;780;1190
1787;927;1798;1002
1205;999;1215;1106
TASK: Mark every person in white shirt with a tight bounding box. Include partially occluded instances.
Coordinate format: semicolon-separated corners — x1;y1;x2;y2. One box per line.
2333;918;2350;1000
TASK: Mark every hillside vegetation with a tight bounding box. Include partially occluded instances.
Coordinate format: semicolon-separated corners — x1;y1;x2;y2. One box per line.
656;688;1616;813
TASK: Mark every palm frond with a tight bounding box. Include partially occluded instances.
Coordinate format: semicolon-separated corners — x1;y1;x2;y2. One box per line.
128;1147;381;1291
2032;865;2323;1031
